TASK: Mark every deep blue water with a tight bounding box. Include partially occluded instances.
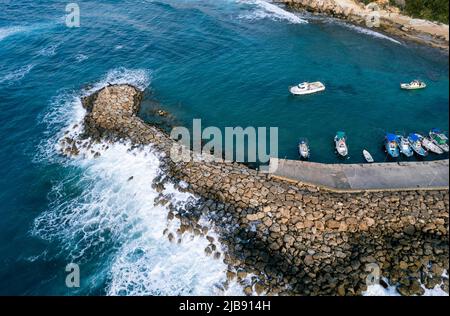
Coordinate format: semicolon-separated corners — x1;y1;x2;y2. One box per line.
0;0;448;295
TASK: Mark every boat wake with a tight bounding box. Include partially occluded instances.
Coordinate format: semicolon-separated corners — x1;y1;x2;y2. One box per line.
237;0;307;24
33;67;245;296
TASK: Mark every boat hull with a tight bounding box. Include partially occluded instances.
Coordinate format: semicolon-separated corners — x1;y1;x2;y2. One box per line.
400;84;426;90
290;82;325;95
422;138;444;154
430;132;449;153
385;144;400;158
363;150;374;163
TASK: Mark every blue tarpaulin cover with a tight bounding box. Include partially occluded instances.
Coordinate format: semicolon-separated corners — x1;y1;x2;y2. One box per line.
409;133;420;142
386;133;397;142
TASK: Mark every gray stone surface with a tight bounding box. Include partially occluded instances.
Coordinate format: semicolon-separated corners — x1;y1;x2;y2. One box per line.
270;158;449;190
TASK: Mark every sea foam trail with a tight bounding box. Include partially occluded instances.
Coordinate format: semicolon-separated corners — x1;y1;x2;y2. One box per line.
335;21;402;45
0;64;35;85
0;26;27;42
237;0;307;24
0;22;56;42
34;68;245;296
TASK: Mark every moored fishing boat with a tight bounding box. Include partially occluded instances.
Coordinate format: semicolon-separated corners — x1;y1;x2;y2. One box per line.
384;133;400;158
422;135;444;154
408;133;428;157
334;131;348;157
397;134;414;157
363;150;374;163
429;128;449;152
289;81;325;95
400;80;426;90
298;138;310;160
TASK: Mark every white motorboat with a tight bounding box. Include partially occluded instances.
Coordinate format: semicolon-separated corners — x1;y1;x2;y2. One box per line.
363;150;374;163
400;80;426;90
298;138;310;160
421;136;444;154
335;131;348;157
289;81;325;95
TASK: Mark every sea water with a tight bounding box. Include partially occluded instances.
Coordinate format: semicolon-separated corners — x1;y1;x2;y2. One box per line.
0;0;448;295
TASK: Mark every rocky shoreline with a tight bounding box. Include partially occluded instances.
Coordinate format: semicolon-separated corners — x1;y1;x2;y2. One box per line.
59;84;449;296
275;0;449;51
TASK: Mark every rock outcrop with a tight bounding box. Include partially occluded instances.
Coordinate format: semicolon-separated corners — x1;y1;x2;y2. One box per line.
276;0;449;50
60;84;449;296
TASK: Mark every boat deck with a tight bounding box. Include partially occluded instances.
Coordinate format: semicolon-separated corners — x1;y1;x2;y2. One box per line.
269;158;449;191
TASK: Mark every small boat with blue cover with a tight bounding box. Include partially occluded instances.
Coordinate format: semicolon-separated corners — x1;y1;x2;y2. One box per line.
408;133;428;157
385;133;400;158
397;134;414;158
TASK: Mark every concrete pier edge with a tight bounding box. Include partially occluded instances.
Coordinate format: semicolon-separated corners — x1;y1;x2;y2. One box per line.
269;158;449;192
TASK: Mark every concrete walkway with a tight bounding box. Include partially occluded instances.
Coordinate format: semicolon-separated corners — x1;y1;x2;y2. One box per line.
270;158;449;191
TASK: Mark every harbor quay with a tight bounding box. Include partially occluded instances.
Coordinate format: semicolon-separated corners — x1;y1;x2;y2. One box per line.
58;84;449;296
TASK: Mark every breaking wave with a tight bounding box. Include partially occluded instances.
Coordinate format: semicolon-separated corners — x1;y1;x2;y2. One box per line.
237;0;307;24
33;67;244;295
363;274;449;296
35;67;151;163
336;21;402;45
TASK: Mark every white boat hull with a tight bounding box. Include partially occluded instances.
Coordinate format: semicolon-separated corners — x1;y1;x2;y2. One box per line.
363;150;374;163
430;137;449;153
437;143;449;153
400;82;426;90
335;143;348;157
422;138;444;154
290;82;325;95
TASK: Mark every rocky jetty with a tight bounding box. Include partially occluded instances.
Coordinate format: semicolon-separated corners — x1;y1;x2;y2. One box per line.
276;0;449;50
60;84;449;296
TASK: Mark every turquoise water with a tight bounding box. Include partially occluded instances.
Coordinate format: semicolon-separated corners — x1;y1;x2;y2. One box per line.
0;0;448;295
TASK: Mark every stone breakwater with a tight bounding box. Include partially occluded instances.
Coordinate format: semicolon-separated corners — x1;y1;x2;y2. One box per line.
275;0;449;50
60;84;449;296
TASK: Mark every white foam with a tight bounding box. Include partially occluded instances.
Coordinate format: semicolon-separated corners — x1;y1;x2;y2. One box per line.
38;44;59;57
364;274;449;296
238;0;307;24
34;67;244;296
36;67;151;162
34;140;244;295
337;21;402;45
75;54;89;63
0;26;27;42
0;64;34;85
0;21;57;42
